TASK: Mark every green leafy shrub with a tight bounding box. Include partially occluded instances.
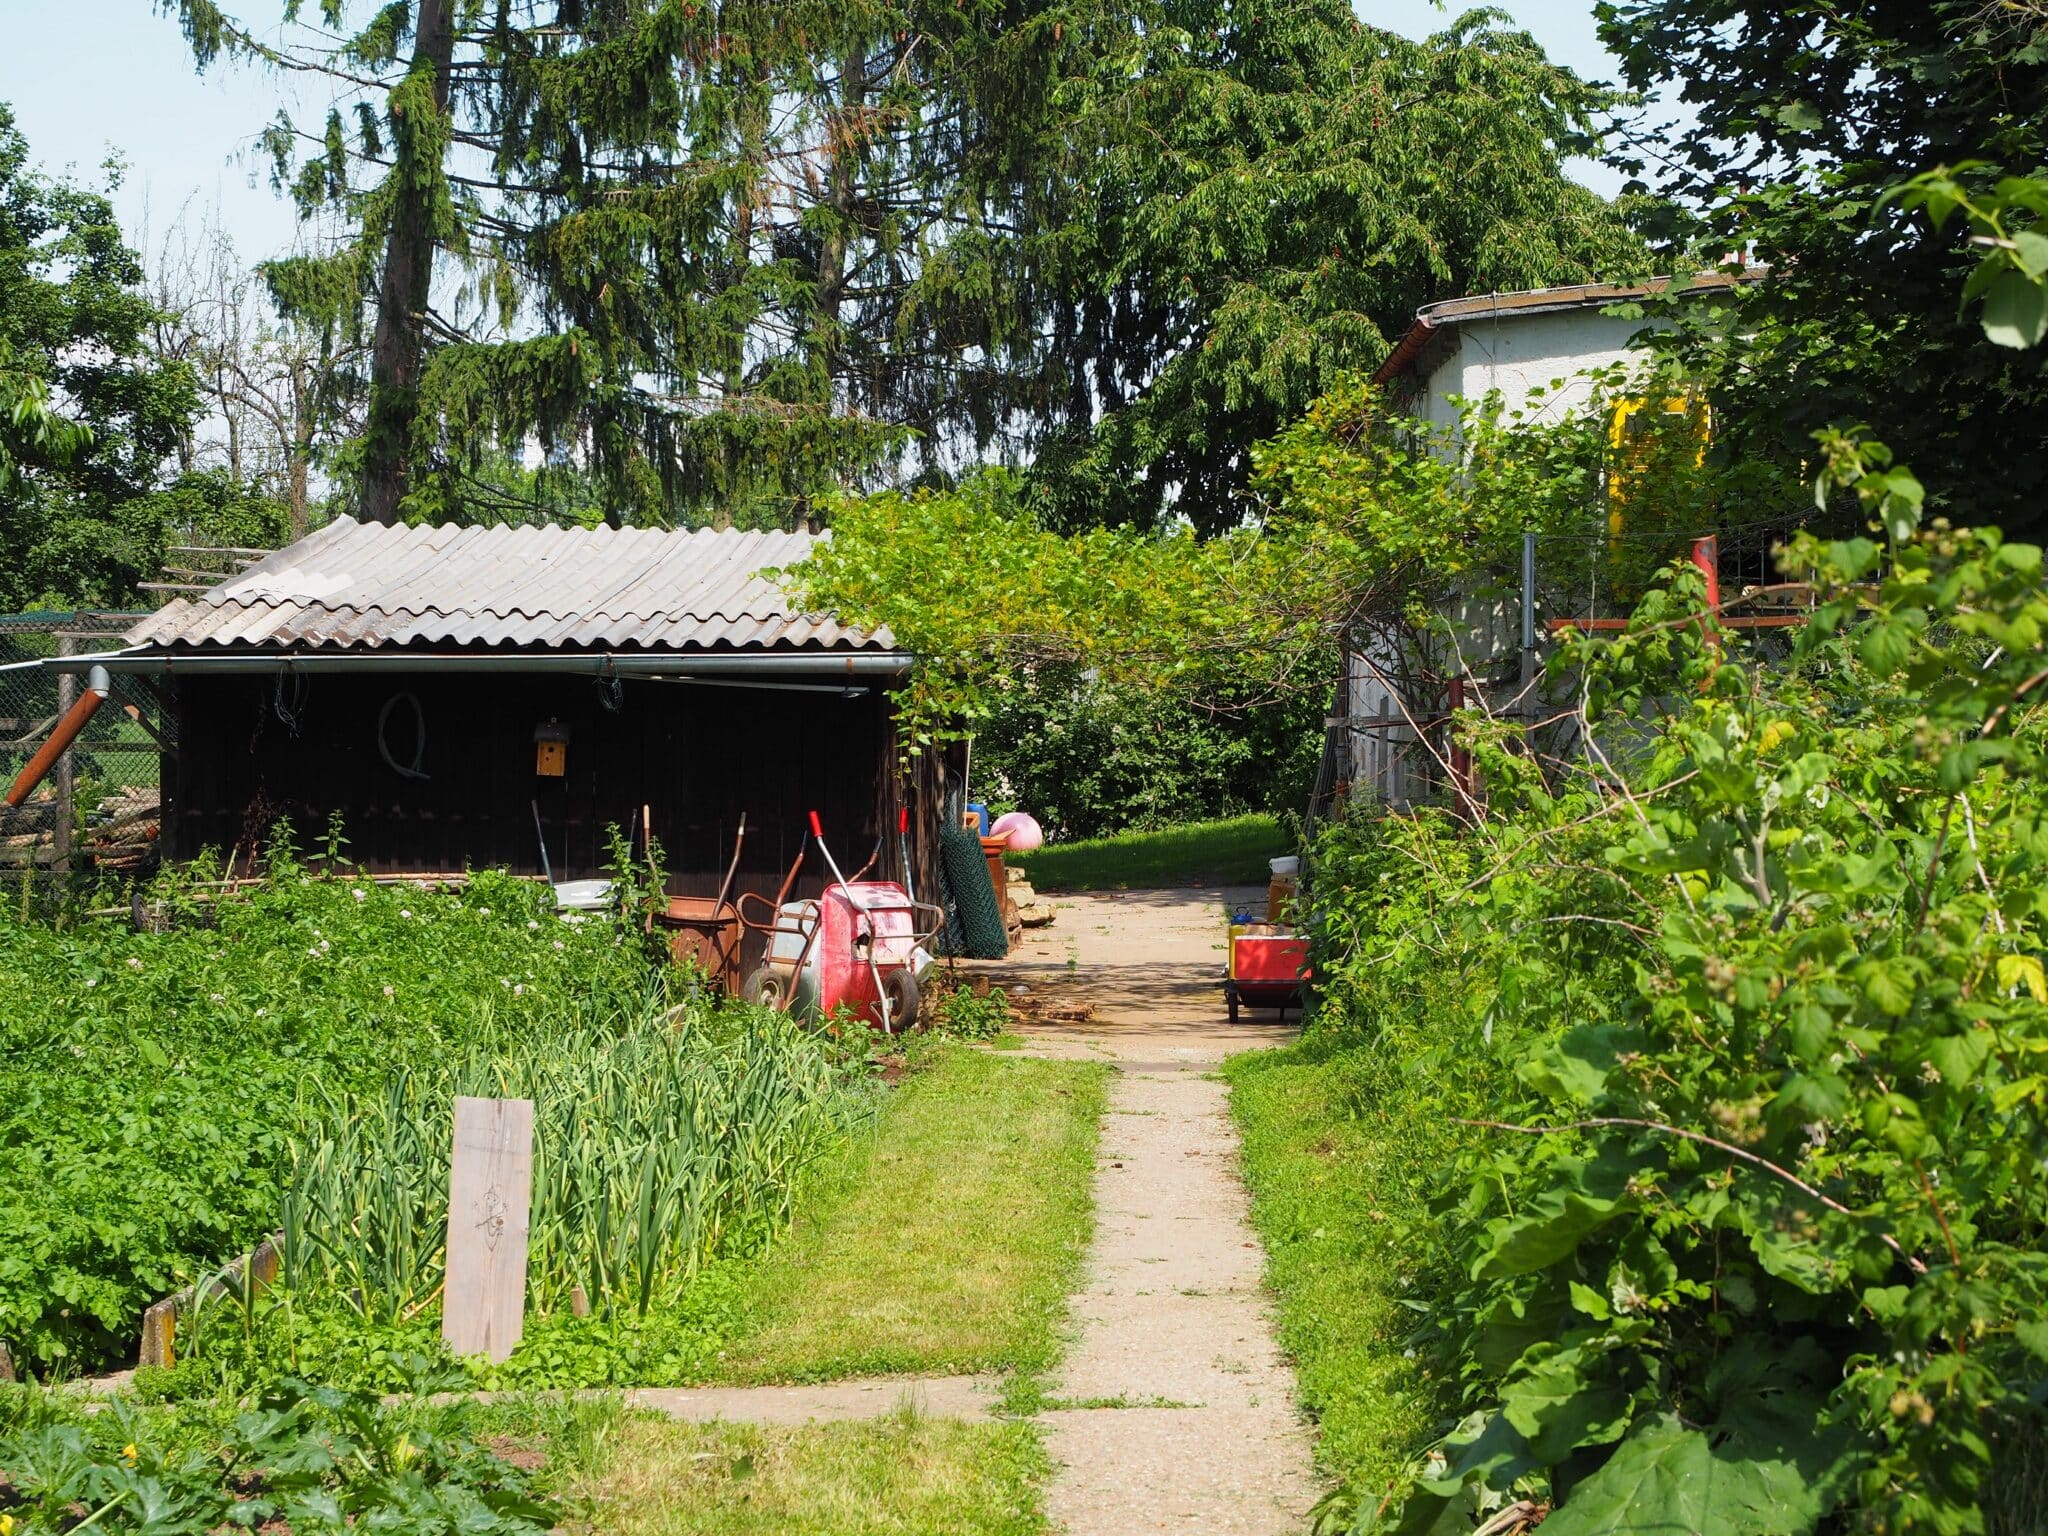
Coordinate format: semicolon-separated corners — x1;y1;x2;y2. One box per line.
1295;507;2048;1532
0;866;655;1373
973;661;1323;840
924;978;1010;1042
0;1369;557;1534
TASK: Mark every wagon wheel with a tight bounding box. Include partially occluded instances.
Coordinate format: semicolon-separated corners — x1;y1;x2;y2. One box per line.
742;966;792;1012
882;968;921;1032
1225;980;1240;1023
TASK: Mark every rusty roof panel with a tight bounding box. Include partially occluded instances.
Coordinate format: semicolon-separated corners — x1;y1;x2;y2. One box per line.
125;518;886;653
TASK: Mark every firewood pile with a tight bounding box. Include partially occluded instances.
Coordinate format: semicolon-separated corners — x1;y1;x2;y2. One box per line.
86;786;162;872
0;787;160;871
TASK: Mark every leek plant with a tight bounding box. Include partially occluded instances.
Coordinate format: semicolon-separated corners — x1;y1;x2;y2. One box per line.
277;1002;857;1328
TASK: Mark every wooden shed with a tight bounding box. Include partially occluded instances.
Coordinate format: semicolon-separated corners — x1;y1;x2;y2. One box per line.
75;518;950;934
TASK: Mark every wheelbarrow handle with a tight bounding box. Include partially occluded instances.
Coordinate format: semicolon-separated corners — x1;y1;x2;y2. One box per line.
736;890;783;932
907;899;949;945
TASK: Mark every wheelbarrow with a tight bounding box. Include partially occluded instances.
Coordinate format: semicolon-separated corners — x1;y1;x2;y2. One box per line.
739;813;945;1032
650;814;746;992
1224;921;1310;1022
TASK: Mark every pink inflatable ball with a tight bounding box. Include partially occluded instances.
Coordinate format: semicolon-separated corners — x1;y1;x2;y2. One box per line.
990;811;1044;851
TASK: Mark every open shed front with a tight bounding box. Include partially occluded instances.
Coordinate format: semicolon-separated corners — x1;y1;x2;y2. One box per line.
72;518;960;960
165;665;906;898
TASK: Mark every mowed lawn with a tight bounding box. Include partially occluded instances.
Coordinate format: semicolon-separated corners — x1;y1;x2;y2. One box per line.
716;1043;1107;1382
1012;814;1289;892
568;1412;1048;1536
1223;1034;1456;1504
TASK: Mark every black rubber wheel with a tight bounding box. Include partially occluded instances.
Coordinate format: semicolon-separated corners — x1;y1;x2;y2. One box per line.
1226;981;1240;1023
882;967;921;1032
742;966;791;1012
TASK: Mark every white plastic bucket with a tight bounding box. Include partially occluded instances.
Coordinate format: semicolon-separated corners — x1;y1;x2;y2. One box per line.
1268;855;1301;877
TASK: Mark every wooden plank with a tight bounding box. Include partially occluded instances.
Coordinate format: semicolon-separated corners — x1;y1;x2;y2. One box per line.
442;1095;534;1363
137;1234;283;1370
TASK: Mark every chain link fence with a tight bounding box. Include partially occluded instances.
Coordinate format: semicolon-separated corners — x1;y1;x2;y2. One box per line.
0;613;163;899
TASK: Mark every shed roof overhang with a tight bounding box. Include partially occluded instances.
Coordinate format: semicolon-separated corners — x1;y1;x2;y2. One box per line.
1371;270;1762;388
48;647;915;679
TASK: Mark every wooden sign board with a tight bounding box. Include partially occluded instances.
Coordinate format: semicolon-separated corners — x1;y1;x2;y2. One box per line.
442;1096;534;1363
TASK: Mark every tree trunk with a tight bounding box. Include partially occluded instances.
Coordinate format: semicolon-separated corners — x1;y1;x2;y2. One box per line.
360;0;456;526
289;356;313;539
815;46;866;386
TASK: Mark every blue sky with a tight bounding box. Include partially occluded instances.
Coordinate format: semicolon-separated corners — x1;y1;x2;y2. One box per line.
2;0;1640;265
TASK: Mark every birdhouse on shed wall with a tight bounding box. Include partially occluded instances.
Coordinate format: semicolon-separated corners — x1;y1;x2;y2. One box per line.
533;720;569;777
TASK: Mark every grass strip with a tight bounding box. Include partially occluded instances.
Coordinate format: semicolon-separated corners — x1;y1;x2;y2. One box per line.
1012;813;1287;891
717;1043;1106;1383
1222;1033;1453;1508
565;1410;1048;1536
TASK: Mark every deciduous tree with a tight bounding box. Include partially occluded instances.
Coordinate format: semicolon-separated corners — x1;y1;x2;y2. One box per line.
0;106;200;609
1597;0;2048;533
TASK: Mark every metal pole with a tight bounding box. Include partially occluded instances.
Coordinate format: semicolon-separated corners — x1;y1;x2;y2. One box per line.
1520;531;1538;722
53;636;74;876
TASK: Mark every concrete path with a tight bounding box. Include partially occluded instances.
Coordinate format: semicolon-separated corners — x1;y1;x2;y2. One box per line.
981;887;1320;1536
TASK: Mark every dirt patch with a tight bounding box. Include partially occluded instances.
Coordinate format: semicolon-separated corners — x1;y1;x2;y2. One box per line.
484;1436;548;1473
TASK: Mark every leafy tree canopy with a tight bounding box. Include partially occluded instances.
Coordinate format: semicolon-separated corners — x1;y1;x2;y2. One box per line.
0;105;200;611
1031;1;1651;533
1596;0;2048;533
165;0;1647;533
791;366;1771;746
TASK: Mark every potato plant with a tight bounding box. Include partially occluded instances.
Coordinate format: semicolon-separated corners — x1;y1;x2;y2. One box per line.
0;862;654;1374
0;1371;557;1534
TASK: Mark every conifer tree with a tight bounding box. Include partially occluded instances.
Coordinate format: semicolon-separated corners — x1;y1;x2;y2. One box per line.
166;0;1116;527
163;1;1642;532
1029;1;1648;533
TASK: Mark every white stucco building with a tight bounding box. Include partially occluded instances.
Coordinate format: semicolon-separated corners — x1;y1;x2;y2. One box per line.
1320;273;1754;814
1373;273;1750;430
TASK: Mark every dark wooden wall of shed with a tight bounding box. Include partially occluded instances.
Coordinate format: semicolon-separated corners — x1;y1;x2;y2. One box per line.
165;671;914;955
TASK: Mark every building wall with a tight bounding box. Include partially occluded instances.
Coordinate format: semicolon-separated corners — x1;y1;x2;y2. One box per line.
167;668;901;920
1417;307;1654;430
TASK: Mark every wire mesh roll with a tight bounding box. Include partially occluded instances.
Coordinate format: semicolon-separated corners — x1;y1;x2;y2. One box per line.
937;823;1008;959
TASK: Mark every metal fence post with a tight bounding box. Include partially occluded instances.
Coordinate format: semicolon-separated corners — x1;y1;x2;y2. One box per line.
53;635;74;877
1521;531;1539;723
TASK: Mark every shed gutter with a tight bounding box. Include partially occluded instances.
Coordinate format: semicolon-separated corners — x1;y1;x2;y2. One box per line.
47;650;915;679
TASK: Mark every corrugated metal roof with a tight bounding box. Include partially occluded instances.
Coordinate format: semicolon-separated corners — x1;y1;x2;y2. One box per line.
126;518;889;653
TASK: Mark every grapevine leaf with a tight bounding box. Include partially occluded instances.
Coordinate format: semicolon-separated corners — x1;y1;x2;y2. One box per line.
1981;268;2048;349
1541;1412;1828;1536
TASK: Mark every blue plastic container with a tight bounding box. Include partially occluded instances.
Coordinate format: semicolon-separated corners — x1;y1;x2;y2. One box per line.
967;801;991;837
